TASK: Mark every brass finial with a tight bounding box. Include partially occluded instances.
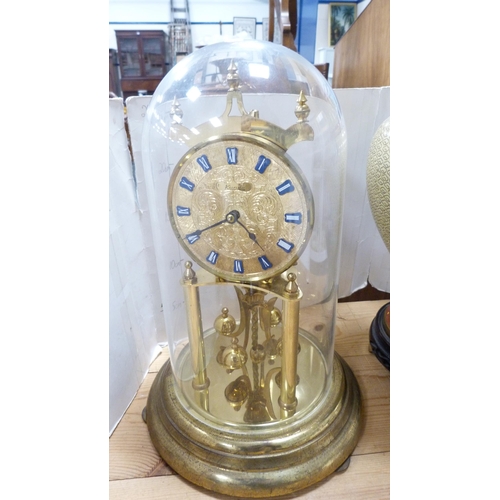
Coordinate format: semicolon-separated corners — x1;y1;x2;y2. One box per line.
294;91;310;123
183;261;196;282
285;272;299;294
227;60;239;91
170;96;183;123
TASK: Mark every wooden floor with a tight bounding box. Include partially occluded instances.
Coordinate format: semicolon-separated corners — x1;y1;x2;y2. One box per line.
109;300;390;499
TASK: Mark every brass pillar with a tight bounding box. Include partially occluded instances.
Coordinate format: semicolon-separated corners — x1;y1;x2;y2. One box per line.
182;261;210;411
279;272;300;419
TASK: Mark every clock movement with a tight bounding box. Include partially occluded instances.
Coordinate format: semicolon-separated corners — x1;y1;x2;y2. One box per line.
141;39;361;497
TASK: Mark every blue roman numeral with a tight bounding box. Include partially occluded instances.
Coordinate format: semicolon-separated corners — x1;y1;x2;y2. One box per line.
234;260;244;274
277;239;294;253
258;256;272;270
207;251;219;265
276;180;295;195
186;232;200;244
196;155;212;172
285;212;302;224
176;206;191;216
226;147;238;164
254;155;271;174
180;177;195;191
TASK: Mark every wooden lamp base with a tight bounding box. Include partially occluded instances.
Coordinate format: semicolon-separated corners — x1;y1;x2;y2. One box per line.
369;302;390;370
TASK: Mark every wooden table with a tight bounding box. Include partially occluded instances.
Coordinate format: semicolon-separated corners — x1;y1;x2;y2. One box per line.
109;300;390;499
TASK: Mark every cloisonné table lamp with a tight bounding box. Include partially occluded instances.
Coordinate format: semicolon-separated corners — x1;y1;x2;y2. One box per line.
141;39;361;497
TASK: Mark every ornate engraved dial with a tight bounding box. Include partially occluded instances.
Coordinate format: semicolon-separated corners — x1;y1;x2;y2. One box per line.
168;134;314;282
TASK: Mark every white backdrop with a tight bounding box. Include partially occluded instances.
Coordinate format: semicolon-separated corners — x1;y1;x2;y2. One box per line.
109;86;390;433
109;98;162;433
336;87;390;295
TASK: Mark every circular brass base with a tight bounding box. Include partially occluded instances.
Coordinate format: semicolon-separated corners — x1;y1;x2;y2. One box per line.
145;352;362;498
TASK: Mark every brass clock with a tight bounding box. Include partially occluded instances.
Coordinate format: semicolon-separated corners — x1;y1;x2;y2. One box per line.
168;134;314;282
142;41;361;499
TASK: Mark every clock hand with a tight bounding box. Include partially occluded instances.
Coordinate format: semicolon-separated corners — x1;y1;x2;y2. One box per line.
186;210;239;239
235;217;266;252
186;210;265;251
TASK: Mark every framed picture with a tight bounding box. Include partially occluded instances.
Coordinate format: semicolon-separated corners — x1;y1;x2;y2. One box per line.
329;3;357;46
233;17;256;38
262;17;269;41
261;17;282;44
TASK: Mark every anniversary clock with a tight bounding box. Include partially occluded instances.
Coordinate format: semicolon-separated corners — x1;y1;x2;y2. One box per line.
141;40;361;497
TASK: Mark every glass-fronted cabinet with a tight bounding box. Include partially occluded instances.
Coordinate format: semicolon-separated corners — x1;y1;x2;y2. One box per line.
115;30;169;99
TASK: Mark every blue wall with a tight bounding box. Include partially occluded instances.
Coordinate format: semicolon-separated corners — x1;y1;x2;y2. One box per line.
297;0;319;63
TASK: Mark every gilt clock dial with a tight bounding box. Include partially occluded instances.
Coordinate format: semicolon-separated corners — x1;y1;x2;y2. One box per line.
168;134;314;282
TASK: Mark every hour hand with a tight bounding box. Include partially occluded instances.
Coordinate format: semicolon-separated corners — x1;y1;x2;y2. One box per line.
236;218;266;252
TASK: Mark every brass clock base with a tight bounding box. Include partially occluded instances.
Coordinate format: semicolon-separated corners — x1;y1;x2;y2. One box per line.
145;352;362;498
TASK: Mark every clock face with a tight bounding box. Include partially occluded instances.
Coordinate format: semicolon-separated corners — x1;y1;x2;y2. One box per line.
167;134;314;282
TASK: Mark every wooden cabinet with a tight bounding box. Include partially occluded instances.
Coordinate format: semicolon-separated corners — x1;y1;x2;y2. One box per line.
332;0;390;88
115;30;169;99
109;49;122;97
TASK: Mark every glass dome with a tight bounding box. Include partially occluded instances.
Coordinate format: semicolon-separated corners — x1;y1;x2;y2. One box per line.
142;39;358;498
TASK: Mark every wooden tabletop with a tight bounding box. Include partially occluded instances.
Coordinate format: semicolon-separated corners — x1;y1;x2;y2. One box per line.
109;300;390;499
